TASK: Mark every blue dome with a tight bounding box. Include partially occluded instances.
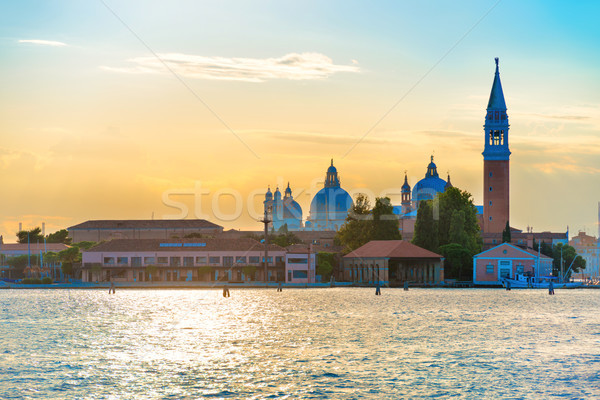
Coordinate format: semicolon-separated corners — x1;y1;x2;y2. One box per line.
265;187;273;201
274;187;282;200
284;199;302;220
309;186;353;228
412;156;447;203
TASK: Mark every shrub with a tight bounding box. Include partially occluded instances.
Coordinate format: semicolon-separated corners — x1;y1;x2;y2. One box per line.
21;278;43;284
41;277;53;284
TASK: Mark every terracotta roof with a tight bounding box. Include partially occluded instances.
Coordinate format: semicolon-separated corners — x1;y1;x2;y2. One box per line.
85;238;285;253
0;243;70;252
344;240;442;259
68;219;222;230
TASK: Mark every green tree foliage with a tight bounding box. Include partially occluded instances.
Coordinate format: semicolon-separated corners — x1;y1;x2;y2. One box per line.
46;229;72;244
551;243;586;280
337;194;401;253
17;227;44;244
412;200;439;252
371;197;401;241
184;232;211;239
438;243;472;281
502;221;511;243
412;187;481;280
58;247;81;277
317;252;336;282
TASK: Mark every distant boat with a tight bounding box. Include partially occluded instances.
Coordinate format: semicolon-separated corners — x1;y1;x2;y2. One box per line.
502;274;582;289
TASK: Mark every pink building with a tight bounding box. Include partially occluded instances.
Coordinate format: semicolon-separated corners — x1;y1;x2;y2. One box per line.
81;238;286;283
284;244;316;284
473;243;552;285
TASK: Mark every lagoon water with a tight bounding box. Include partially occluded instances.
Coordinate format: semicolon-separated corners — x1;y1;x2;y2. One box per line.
1;288;600;399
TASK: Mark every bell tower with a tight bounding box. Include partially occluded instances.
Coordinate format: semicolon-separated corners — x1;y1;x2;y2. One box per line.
483;58;511;234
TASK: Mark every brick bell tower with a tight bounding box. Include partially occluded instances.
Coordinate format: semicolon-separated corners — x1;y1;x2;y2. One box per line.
483;57;510;234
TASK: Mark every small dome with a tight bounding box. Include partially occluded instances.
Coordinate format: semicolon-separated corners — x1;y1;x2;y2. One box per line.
274;187;282;200
265;187;273;201
326;158;337;174
412;156;447;203
401;173;411;192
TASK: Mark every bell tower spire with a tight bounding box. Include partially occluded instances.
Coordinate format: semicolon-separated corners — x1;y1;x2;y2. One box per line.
483;57;510;235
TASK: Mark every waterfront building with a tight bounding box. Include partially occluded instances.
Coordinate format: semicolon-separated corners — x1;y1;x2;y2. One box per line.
473;242;552;285
81;238;286;283
285;244;316;284
68;219;223;243
263;183;303;231
342;240;444;285
304;160;353;231
570;231;599;280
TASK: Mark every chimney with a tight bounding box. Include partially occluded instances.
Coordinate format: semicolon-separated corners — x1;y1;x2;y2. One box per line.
19;222;22;232
42;222;46;236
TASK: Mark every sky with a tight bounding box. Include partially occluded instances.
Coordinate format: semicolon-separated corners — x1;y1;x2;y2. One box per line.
1;0;599;241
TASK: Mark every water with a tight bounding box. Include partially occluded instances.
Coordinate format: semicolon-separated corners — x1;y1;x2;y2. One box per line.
1;288;599;399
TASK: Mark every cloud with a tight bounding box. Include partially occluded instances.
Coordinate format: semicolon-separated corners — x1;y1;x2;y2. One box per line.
18;39;67;47
101;52;360;82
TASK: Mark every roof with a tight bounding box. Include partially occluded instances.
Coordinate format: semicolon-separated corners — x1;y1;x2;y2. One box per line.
475;242;552;259
0;243;70;253
84;238;285;253
344;240;442;259
487;58;507;110
69;219;222;230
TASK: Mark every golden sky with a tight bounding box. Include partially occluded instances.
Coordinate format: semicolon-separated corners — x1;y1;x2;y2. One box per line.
1;1;599;241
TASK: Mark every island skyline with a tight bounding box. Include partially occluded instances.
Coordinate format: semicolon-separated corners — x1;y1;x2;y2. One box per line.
1;0;599;240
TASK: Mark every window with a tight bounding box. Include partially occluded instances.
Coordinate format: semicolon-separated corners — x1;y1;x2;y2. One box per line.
293;270;308;279
486;264;494;274
288;271;292;281
489;186;493;192
489;201;492;206
276;256;284;264
131;257;142;267
499;268;510;279
489;172;493;177
195;256;207;264
144;257;155;265
223;256;233;267
170;257;181;266
489;217;492;221
236;256;247;264
492;239;497;244
288;258;307;264
183;257;194;267
157;257;168;264
262;256;273;263
104;257;115;265
249;256;260;264
209;257;220;265
117;257;128;265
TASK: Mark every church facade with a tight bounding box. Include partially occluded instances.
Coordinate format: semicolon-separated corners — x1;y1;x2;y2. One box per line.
263;183;303;231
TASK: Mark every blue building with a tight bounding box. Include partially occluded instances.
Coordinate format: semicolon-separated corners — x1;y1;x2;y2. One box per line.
264;183;303;231
304;160;353;231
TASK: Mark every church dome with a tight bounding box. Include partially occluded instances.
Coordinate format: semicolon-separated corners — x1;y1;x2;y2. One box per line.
309;187;353;222
274;187;282;201
283;199;303;220
265;187;273;201
412;156;447;203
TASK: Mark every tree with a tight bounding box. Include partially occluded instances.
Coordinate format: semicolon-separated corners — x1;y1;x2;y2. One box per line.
317;252;336;282
46;229;72;244
437;187;481;255
502;221;511;243
371;197;401;241
17;227;44;244
439;243;472;280
551;243;586;280
412;200;439;252
59;247;81;278
336;194;372;252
